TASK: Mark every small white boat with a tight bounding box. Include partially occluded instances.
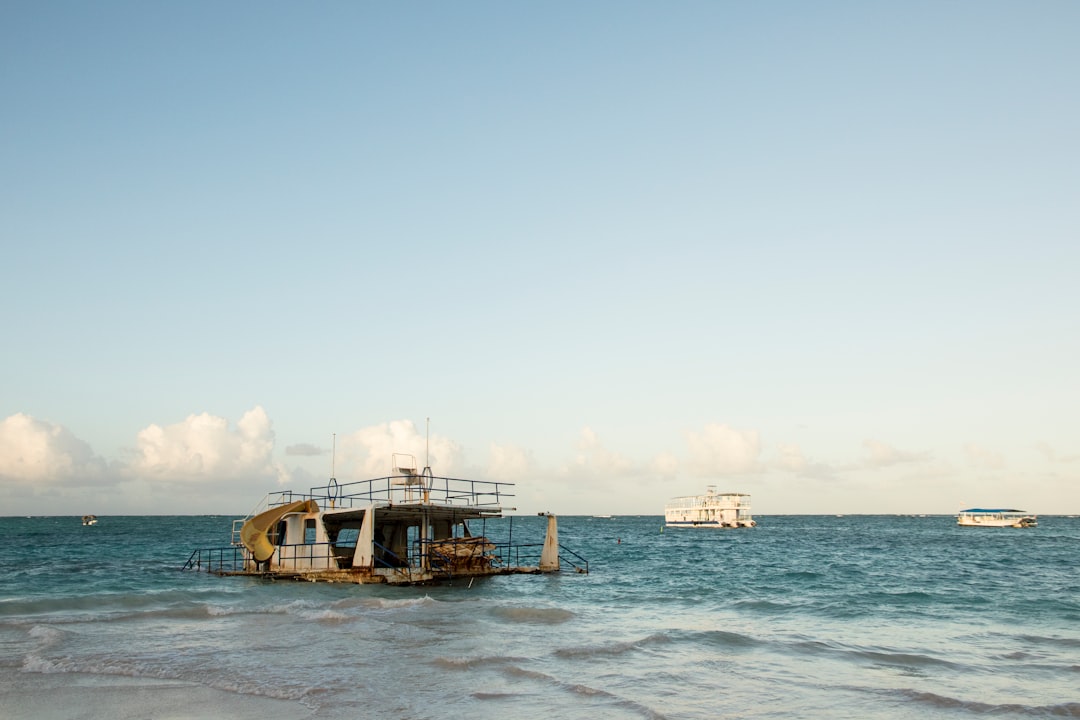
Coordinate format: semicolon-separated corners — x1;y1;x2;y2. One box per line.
957;508;1037;528
81;515;98;526
665;487;756;528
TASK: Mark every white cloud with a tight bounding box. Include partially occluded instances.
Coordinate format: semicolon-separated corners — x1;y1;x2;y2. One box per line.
561;426;633;478
768;443;840;481
127;406;287;484
685;423;761;476
1036;442;1080;464
338;420;463;478
650;451;679;479
487;442;532;481
964;443;1006;470
0;413;108;484
860;439;927;468
775;443;808;472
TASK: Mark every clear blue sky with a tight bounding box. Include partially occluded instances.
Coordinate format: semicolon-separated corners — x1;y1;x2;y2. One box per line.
2;1;1077;516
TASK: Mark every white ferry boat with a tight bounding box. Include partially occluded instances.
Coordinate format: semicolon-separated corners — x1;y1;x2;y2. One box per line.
665;487;756;528
184;454;588;584
956;508;1037;528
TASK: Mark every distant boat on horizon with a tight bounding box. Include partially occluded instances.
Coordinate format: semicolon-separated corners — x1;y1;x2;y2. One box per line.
665;487;756;528
957;508;1036;528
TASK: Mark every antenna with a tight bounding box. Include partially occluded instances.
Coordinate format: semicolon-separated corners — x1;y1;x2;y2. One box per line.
328;433;339;508
426;417;430;468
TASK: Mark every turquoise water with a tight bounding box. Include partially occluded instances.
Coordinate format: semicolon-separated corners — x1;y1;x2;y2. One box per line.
1;514;1078;718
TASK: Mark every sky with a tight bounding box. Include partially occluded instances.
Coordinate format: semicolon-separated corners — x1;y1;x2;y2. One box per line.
2;1;1078;517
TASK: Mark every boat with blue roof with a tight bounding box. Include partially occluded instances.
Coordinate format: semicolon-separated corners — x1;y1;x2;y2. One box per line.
956;508;1037;528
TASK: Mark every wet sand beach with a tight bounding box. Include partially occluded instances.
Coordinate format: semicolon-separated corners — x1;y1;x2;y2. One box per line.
0;674;314;720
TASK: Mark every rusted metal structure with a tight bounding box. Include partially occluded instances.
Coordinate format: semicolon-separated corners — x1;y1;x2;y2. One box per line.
184;455;587;584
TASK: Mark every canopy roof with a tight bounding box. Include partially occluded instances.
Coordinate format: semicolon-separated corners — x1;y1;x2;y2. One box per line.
959;508;1029;513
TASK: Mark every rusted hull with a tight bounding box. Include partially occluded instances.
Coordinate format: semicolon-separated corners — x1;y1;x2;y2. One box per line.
212;565;546;585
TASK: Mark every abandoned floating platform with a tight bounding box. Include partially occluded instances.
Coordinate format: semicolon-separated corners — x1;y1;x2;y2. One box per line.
184;456;587;585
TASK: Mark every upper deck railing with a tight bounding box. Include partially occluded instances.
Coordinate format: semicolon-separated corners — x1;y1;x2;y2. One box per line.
260;473;515;512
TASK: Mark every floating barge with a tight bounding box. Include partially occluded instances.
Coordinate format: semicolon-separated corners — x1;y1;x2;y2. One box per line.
183;455;587;585
665;487;756;528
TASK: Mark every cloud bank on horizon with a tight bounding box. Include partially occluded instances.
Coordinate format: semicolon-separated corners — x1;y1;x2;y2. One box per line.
1;408;1074;516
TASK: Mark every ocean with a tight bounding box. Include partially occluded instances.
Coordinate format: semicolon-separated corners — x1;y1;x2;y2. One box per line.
1;513;1077;719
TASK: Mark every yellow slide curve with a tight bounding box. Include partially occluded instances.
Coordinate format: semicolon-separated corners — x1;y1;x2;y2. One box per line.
240;499;320;562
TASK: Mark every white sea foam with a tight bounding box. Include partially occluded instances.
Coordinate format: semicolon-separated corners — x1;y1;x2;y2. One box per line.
21;654;62;673
26;624;65;644
298;607;352;623
204;604;246;616
361;595;436;610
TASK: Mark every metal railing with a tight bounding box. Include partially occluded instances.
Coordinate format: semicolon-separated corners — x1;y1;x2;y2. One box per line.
254;474;515;513
492;542;590;574
183;546;246;573
183;538;588;575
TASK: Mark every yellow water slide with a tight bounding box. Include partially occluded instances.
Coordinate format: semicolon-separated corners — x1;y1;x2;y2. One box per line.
240;499;319;562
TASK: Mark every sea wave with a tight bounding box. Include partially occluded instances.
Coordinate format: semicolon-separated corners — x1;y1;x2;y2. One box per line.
730;598;798;616
369;595;437;609
691;629;765;649
554;632;671;659
26;624;69;650
490;606;576;624
791;638;958;670
505;664;668;718
352;595;437;610
894;689;1080;717
0;588;240;622
1017;634;1080;650
470;691;523;700
850;648;958;670
441;655;669;719
297;607;354;623
432;655;531;671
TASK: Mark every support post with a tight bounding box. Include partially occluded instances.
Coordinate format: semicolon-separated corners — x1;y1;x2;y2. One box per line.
353;508;374;569
539;513;560;571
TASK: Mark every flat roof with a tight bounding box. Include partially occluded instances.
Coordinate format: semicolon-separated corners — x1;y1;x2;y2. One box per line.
959;508;1029;513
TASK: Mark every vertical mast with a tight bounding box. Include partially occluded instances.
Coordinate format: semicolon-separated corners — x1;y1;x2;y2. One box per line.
328;432;338;508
